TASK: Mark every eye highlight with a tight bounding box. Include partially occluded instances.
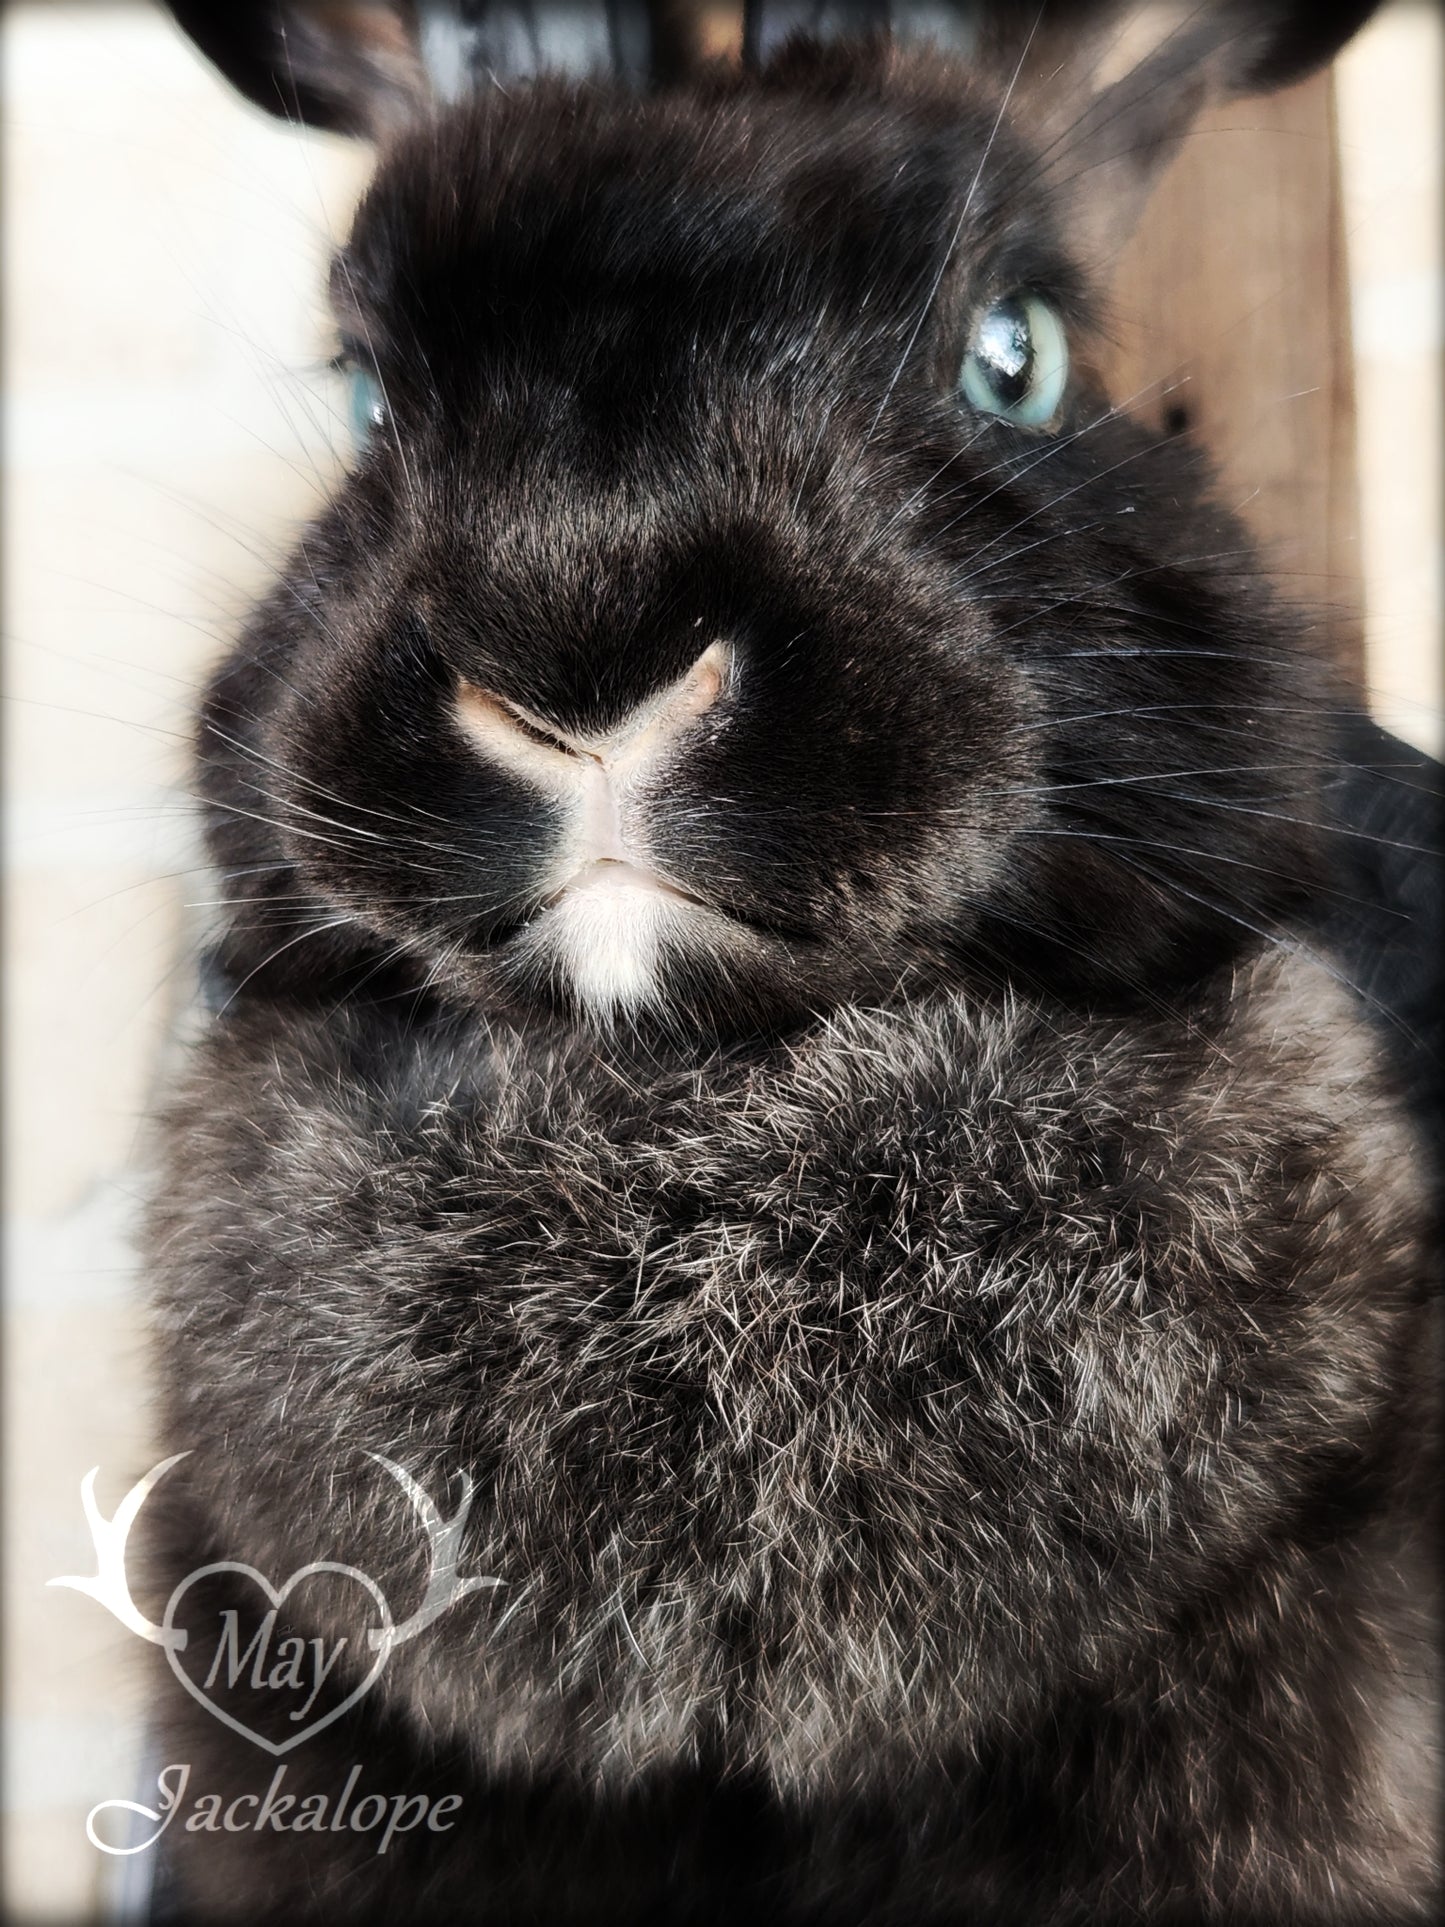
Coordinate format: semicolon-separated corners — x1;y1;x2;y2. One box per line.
959;293;1069;427
346;364;387;447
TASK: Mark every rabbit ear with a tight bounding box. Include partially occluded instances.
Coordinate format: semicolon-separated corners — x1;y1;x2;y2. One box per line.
743;2;1377;254
162;2;427;136
966;1;1380;255
743;0;1377;87
987;1;1383;101
163;2;691;138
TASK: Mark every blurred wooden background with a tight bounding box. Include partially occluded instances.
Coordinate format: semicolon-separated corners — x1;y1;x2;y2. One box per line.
1106;71;1365;677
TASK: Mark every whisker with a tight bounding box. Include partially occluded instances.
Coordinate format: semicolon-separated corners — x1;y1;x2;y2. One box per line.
860;4;1047;454
213;915;360;1015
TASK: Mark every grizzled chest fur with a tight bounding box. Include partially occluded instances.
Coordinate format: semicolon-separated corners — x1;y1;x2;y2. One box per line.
148;953;1421;1796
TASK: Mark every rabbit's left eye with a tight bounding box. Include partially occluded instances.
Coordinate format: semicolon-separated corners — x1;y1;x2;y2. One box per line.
346;365;387;447
959;294;1069;427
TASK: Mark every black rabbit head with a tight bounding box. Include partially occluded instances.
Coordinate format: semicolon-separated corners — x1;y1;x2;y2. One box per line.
178;3;1373;1034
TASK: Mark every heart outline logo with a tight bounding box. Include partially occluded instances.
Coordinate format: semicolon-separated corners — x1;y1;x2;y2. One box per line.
161;1561;396;1758
50;1453;502;1755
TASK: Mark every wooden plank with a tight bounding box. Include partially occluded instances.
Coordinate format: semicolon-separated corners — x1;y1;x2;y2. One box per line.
1100;71;1365;677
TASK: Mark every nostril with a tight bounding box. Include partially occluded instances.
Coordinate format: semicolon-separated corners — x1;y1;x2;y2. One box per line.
508;710;580;758
592;640;734;782
677;640;732;721
454;679;592;779
457;645;731;787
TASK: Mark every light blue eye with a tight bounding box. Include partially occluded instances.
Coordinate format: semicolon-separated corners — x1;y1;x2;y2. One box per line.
347;365;386;447
959;293;1069;427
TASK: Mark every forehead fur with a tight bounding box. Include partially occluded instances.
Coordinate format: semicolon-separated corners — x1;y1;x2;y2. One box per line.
336;43;1075;373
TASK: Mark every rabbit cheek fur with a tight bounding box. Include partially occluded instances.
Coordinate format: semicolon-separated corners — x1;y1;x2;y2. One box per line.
144;33;1438;1925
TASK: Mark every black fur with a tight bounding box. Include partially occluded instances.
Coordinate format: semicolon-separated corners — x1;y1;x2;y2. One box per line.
142;25;1438;1923
197;54;1327;1026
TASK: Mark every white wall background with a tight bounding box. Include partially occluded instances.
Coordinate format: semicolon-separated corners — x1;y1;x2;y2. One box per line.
4;7;370;1916
1336;3;1443;750
2;3;1439;1919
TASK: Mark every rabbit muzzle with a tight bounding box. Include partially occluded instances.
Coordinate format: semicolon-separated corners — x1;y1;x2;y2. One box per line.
455;641;743;1013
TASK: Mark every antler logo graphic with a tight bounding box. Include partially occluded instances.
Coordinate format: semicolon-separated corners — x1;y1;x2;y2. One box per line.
50;1454;502;1754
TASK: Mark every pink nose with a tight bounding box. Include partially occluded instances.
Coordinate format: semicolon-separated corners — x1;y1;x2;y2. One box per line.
454;640;731;784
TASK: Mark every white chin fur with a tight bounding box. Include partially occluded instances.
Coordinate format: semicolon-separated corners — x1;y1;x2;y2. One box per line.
516;871;692;1018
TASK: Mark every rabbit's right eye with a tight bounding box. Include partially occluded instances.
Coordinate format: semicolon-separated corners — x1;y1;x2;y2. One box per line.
959;293;1069;428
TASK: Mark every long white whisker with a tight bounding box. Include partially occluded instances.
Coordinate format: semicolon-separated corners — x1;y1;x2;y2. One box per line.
861;4;1047;453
